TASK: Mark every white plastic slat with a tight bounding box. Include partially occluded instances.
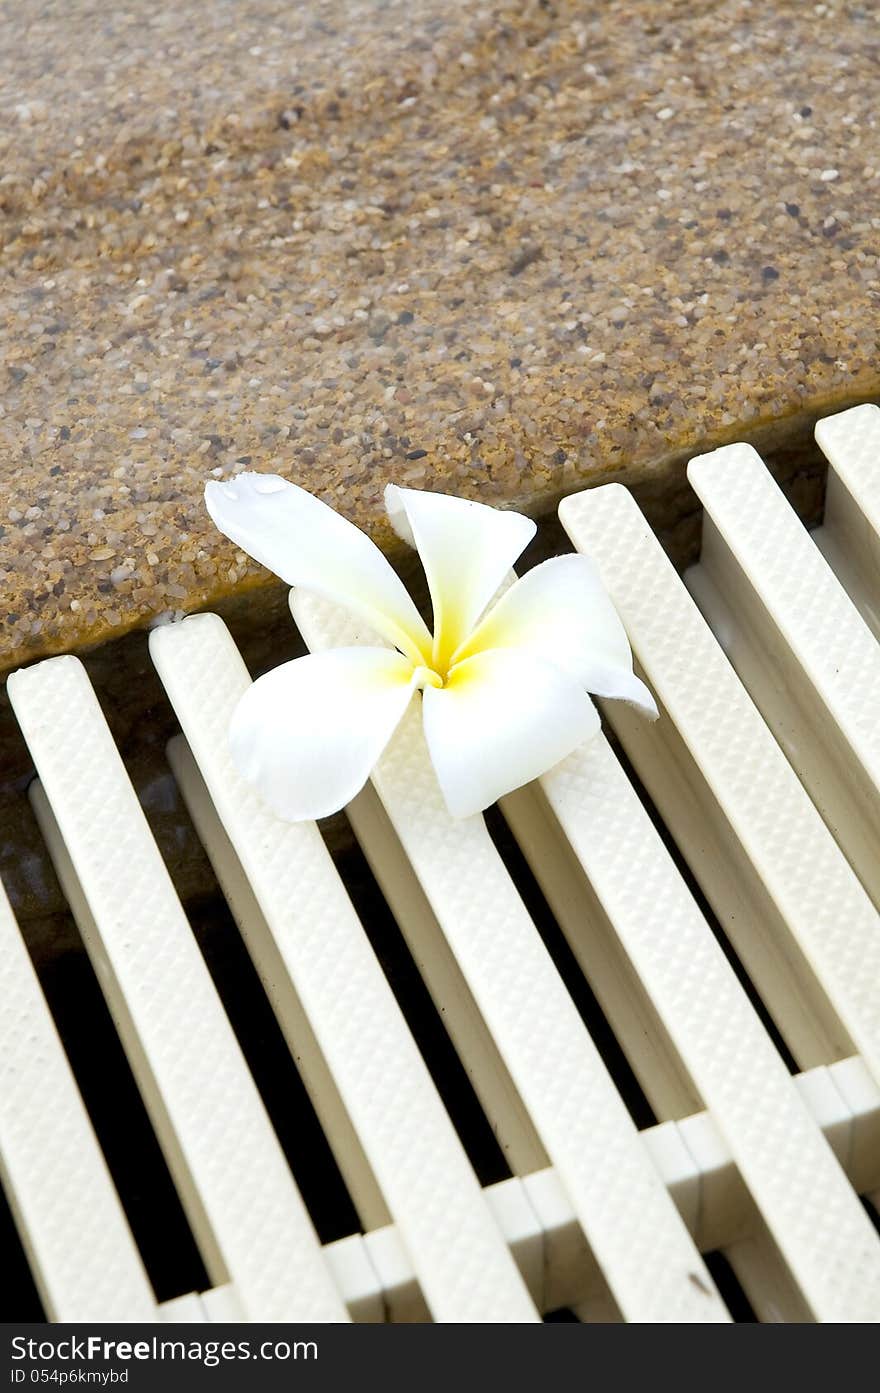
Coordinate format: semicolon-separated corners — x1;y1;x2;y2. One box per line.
168;737;394;1238
346;779;549;1179
484;1177;544;1303
501;722;880;1320
0;878;157;1323
673;1114;747;1255
292;591;729;1324
364;1225;430;1322
523;1129;696;1315
722;1220;814;1323
815;402;880;636
200;1285;247;1323
830;1057;880;1199
322;1236;385;1323
159;1292;208;1322
7;655;347;1324
793;1067;852;1170
149;614;538;1325
685;442;880;911
560;484;880;1092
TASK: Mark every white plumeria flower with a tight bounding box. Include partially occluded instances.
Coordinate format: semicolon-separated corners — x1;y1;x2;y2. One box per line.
205;474;658;821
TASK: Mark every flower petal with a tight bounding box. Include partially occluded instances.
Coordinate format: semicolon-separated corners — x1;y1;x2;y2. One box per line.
421;648;601;819
206;474;432;664
384;484;536;669
229;647;417;821
454;553;658;717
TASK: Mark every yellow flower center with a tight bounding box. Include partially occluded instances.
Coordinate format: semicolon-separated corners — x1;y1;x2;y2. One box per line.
412;664;444;691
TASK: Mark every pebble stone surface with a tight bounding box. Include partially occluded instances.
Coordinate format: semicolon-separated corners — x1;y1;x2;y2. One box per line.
1;0;879;669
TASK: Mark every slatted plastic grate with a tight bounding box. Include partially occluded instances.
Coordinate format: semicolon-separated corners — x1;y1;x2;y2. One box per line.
2;402;879;1323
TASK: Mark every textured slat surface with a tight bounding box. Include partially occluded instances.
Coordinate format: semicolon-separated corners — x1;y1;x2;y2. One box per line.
559;484;880;1088
150;613;538;1324
0;879;157;1323
815;402;880;636
6;655;347;1324
686;441;880;909
527;728;880;1322
292;591;729;1324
